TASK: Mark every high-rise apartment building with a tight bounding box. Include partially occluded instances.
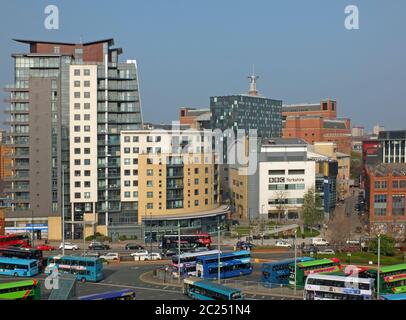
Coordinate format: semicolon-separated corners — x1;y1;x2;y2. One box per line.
4;39;143;240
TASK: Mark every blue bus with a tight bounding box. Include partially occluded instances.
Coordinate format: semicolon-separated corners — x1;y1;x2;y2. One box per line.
45;255;103;283
261;257;314;288
78;289;136;300
0;257;39;277
380;293;406;300
183;277;244;300
195;250;252;279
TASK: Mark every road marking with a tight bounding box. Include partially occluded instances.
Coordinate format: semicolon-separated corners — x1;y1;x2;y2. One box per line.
85;281;182;294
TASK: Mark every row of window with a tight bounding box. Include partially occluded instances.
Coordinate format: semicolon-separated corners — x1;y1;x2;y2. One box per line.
73;125;92;132
268;169;305;175
73;114;91;121
74;192;91;199
74;69;91;76
375;180;406;189
268;184;305;190
73;92;91;99
73;80;91;87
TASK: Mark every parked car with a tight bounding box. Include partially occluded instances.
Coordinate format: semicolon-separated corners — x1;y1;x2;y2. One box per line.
82;251;100;258
275;241;292;248
125;243;144;250
100;252;119;261
236;241;255;250
144;253;162;261
311;238;329;246
319;248;335;255
193;247;209;253
59;242;79;250
36;244;55;251
130;250;149;257
302;245;319;254
346;239;360;245
231;220;240;226
88;241;110;250
164;248;183;257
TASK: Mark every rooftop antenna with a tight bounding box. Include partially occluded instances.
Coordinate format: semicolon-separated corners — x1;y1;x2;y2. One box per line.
247;65;259;96
79;35;83;45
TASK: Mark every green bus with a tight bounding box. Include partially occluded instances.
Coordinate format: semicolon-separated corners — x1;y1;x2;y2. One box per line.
0;279;41;300
364;263;406;294
289;258;342;288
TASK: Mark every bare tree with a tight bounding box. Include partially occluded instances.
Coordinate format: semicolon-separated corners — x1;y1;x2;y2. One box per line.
275;190;288;224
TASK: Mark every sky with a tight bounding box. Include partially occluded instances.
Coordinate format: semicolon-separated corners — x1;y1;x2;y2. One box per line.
0;0;405;131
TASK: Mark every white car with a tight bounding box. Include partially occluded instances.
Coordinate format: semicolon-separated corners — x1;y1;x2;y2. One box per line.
144;253;162;261
319;249;335;255
311;238;329;246
100;252;119;261
131;250;149;261
59;242;79;250
275;241;292;248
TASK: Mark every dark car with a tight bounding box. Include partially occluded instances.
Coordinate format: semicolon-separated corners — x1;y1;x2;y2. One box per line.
165;248;184;257
89;241;110;250
231;220;240;226
125;243;144;250
236;241;255;250
302;245;319;254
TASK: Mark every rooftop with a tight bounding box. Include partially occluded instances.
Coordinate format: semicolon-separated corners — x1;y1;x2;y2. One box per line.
261;138;307;146
367;163;406;177
13;38;114;46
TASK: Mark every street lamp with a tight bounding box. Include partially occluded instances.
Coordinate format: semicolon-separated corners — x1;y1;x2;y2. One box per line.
294;228;297;295
377;233;381;300
217;224;221;284
178;221;181;282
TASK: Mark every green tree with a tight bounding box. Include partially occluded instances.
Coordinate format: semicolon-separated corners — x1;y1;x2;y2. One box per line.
368;235;396;256
302;187;324;230
350;151;362;181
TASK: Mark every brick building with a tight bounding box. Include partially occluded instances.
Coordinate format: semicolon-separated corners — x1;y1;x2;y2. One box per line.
365;163;406;241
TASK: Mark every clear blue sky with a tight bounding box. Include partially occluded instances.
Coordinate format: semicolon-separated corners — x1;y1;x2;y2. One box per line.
1;0;405;131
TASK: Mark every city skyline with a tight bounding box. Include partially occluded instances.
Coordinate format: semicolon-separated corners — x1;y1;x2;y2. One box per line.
1;0;406;131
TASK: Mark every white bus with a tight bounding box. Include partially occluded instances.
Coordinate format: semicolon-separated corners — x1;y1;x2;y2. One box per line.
172;250;221;277
304;274;374;300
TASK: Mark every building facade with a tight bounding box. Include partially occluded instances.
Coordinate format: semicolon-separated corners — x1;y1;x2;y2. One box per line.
352;126;365;137
4;39;143;240
378;130;406;164
118;129;225;240
179;107;211;129
282;99;337;121
365;163;406;241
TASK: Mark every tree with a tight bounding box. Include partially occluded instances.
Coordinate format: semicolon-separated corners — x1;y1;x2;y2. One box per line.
302;187;324;230
350;151;362;181
275;190;288;223
368;235;396;256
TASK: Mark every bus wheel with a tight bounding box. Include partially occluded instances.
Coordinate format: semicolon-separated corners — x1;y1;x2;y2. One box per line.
80;277;86;283
14;273;18;277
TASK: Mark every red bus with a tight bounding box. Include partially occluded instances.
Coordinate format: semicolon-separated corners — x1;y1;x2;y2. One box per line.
0;234;31;248
160;233;212;250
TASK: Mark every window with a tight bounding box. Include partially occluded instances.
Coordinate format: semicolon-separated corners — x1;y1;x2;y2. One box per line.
74;159;81;165
84;69;90;76
84;125;90;132
374;194;387;216
124;192;131;198
393;181;399;189
74;148;81;154
124;147;130;154
53;46;60;54
84;148;91;154
133;147;139;153
84;81;90;87
195;179;199;184
84;103;90;109
84;170;91;176
269;170;285;175
133;158;138;165
84;137;90;143
288;169;305;175
84;92;90;99
133;136;139;142
147;203;153;209
84;159;90;165
147;192;153;198
147;181;153;187
84;114;90;121
205;199;208;205
74;92;80;98
74;170;81;177
84;181;91;188
124;158;131;165
74;137;81;143
84;192;90;199
400;181;406;189
194;200;199;206
75;192;81;199
147;169;153;176
147;136;153;142
124;180;131;187
74;103;80;110
74;69;80;76
75;181;81;188
74;81;80;87
205;167;209;174
194;168;199;174
124;170;131;176
393;195;405;216
124;136;131;143
194;189;199;195
133;191;138;197
74;114;80;121
74;126;80;132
